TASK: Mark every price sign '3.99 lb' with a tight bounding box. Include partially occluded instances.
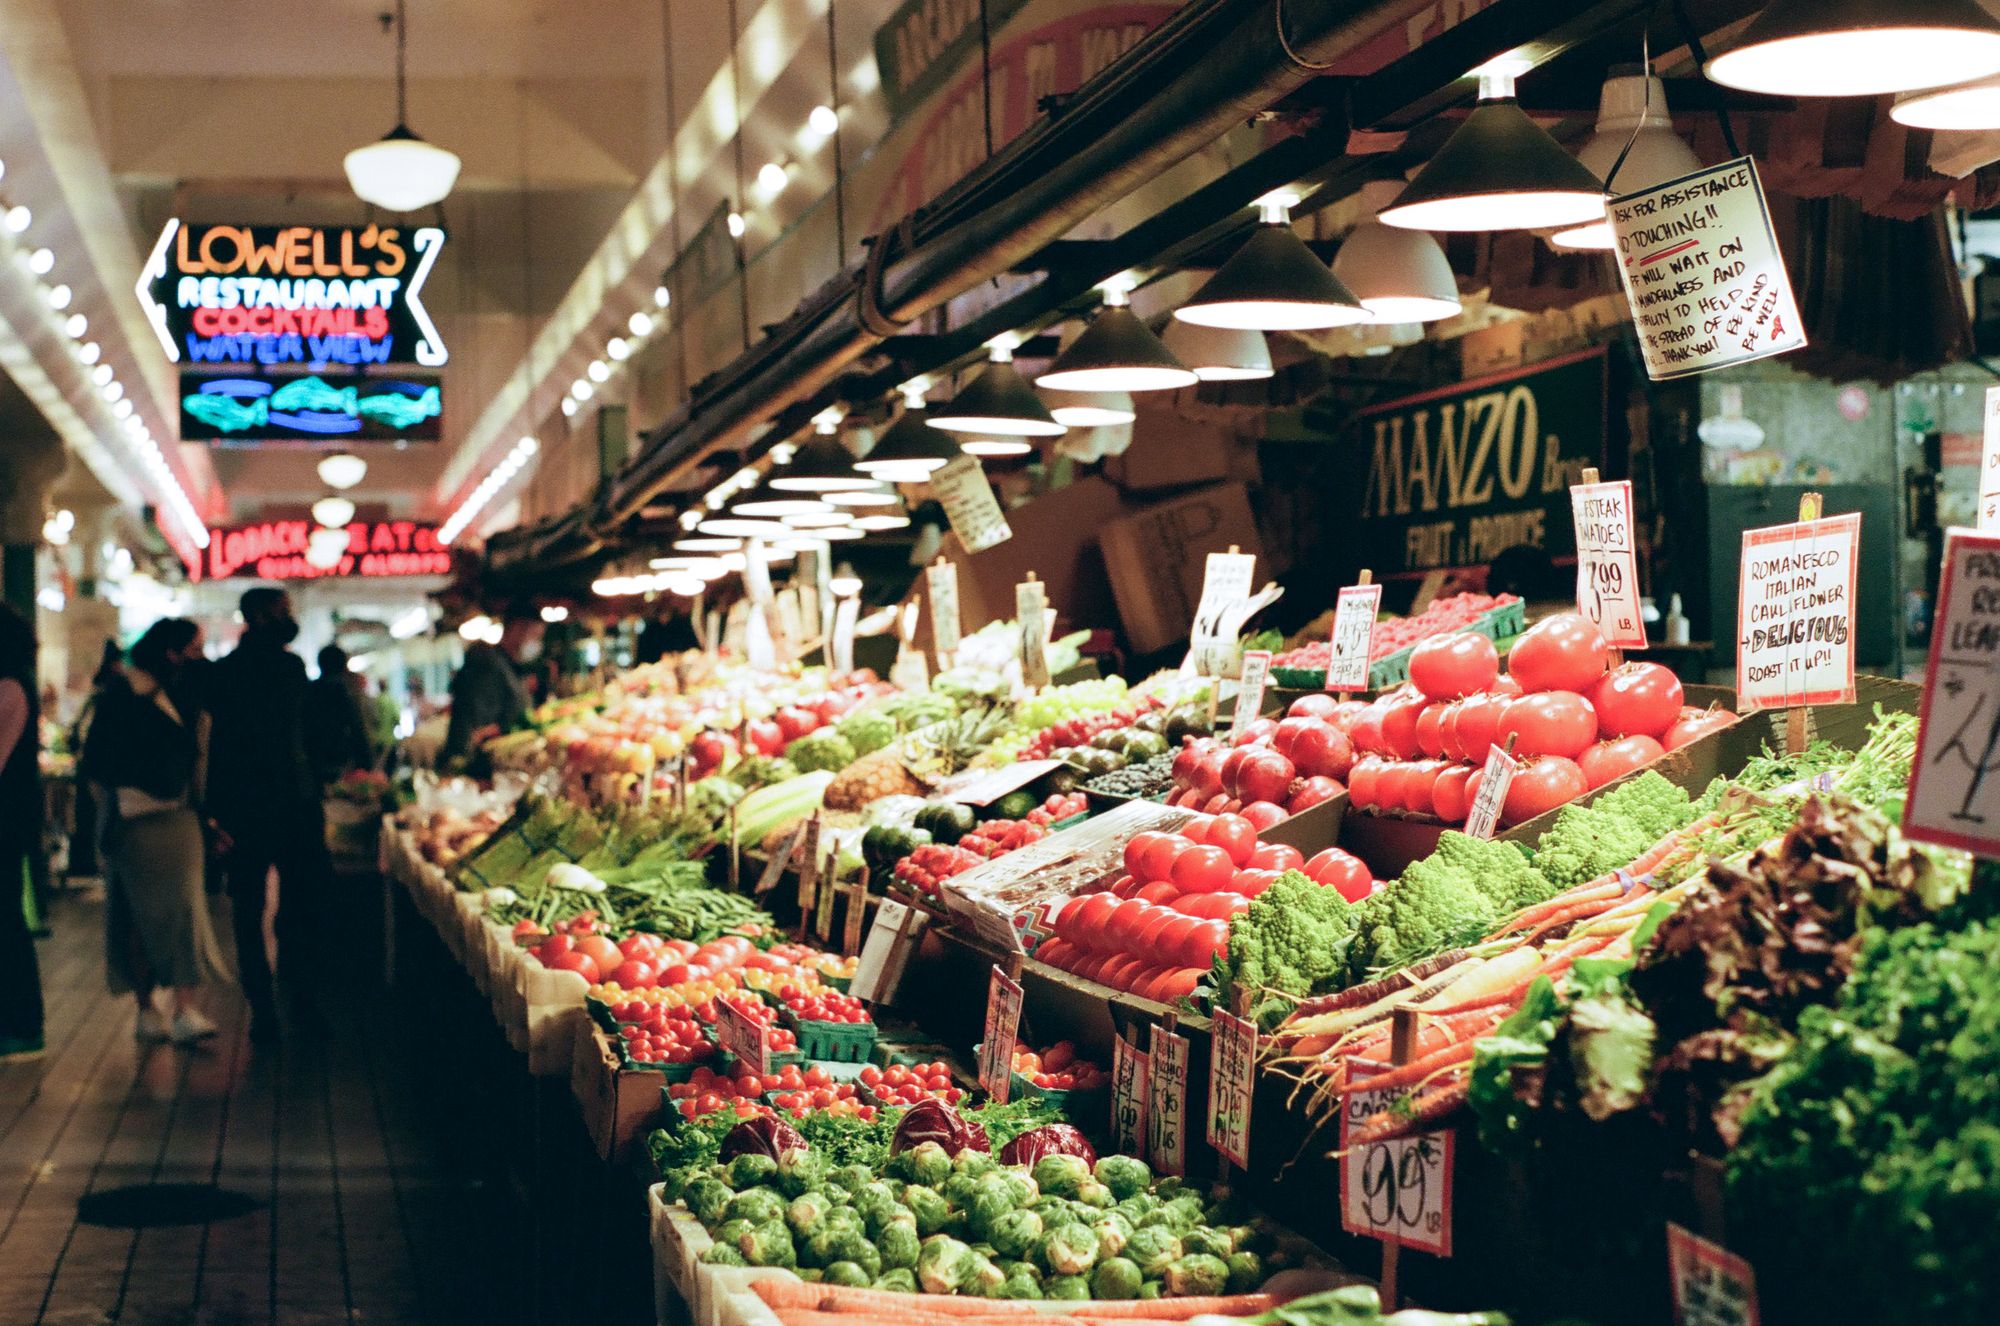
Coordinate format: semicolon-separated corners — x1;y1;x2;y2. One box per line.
1570;477;1646;649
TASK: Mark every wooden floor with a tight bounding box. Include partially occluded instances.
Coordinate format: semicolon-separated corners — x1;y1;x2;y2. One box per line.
0;880;538;1326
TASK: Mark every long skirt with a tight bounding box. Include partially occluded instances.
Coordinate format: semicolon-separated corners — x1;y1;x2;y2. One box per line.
105;807;235;994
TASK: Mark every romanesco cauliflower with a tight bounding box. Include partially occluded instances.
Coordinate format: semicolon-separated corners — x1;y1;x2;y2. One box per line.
1217;871;1359;1020
1529;771;1696;890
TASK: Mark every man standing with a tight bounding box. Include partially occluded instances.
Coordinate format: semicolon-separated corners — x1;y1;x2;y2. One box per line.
439;606;541;768
203;587;331;1042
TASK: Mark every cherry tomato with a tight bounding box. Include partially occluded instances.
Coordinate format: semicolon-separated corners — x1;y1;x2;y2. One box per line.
1577;734;1667;789
1506;613;1610;693
1408;632;1500;701
1171;844;1237;895
1498;691;1599;760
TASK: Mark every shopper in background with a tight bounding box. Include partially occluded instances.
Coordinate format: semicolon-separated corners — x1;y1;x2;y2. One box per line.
66;641;128;881
306;644;372;783
635;608;698;665
203;587;332;1042
0;603;46;1060
85;619;232;1045
439;605;541;767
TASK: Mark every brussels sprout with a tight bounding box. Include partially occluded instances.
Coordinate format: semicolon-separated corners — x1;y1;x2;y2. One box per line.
1115;1193;1159;1221
1225;1250;1264;1294
966;1178;1019;1242
724;1153;778;1190
873;1268;918;1293
851;1183;899;1225
968;1253;1008;1297
739;1221;797;1268
1040;1221;1100;1276
823;1205;866;1237
1032;1154;1092;1200
1180;1226;1232;1260
999;1267;1044;1300
1229;1223;1269;1256
943;1174;982;1209
1138;1280;1163;1300
1000;1170;1038;1208
683;1177;734;1226
879;1218;922;1270
856;1199;906;1237
724;1188;786;1227
917;1235;979;1294
1163;1253;1230;1297
801;1227;839;1269
1153;1175;1187;1200
815;1224;874;1268
1075;1179;1115;1209
828;1162;875;1194
1162;1194;1207;1231
1126;1225;1183;1277
699;1244;747;1266
1091;1256;1144;1300
713;1218;756;1248
1044;1275;1091;1301
786;1191;835;1236
906;1141;955;1188
1093;1155;1152;1202
953;1149;998;1179
903;1185;952;1237
824;1260;870;1287
989;1208;1044;1260
1031;1194;1071;1218
1092;1211;1133;1258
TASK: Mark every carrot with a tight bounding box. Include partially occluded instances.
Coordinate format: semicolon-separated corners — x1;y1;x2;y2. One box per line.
1345;1074;1471;1146
1073;1295;1277;1319
1519;887;1650;946
1334;1037;1478;1096
1487;877;1626;937
804;1286;1042;1317
1320;1005;1502;1070
1288;950;1471;1017
754;1280;832;1311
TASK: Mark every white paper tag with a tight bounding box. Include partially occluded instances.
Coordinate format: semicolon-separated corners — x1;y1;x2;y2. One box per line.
926;560;962;664
1230;649;1272;733
1326;583;1383;692
1186;551;1257;677
977;966;1024;1102
1146;1022;1189;1177
1338;1067;1453;1256
1017;580;1050;689
1110;1031;1150;1157
1571;478;1647;649
1665;1224;1760;1326
1981;388;2000;533
1735;512;1859;710
932;453;1012;552
1206;1010;1256;1169
831;596;859;675
851;898;919;1004
1464;743;1517;841
716;997;771;1075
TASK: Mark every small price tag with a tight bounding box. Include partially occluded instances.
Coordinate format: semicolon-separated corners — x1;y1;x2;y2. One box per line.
1666;1224;1760;1326
852;898;918;1004
814;855;838;945
1326;582;1382;692
1571;478;1647;649
1146;1021;1190;1177
1982;388;2000;533
756;818;809;898
842;871;870;957
933;453;1013;552
1230;649;1272;734
1339;1065;1453;1255
1464;743;1517;841
978;966;1024;1103
1736;512;1860;710
830;596;859;675
1205;1010;1257;1169
927;560;962;665
793;815;823;913
1017;580;1051;690
1187;550;1258;677
1110;1031;1150;1157
716;997;771;1076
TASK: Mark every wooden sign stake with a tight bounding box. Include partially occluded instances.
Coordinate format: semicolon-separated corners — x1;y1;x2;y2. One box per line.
1376;1006;1425;1311
1786;491;1824;756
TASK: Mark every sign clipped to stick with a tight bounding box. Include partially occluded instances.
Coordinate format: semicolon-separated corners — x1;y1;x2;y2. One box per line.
851;898;919;1005
1665;1223;1760;1326
1338;1063;1454;1256
1187;548;1258;677
926;558;961;666
1146;1020;1190;1177
1736;509;1859;711
933;453;1013;552
716;997;771;1076
1110;1031;1150;1157
977;965;1024;1103
1326;577;1382;693
1016;576;1051;690
1903;530;2000;858
1570;475;1647;649
1231;649;1272;735
1206;1010;1257;1169
1464;742;1518;841
1608;156;1806;381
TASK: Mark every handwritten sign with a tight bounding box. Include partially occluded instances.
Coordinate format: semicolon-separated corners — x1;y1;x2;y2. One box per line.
926;560;962;664
977;966;1024;1103
814;855;838;945
1231;649;1272;734
1464;743;1517;841
1736;513;1859;710
1146;1021;1190;1177
1339;1067;1453;1255
793;815;824;915
1903;531;2000;858
716;997;771;1076
1609;156;1806;381
843;871;869;957
830;596;859;675
755;818;810;897
1982;388;2000;533
1017;580;1051;689
1326;583;1383;692
1666;1224;1760;1326
1570;478;1647;649
1187;551;1257;677
852;898;917;1004
1206;1010;1256;1169
1110;1031;1150;1156
933;453;1013;552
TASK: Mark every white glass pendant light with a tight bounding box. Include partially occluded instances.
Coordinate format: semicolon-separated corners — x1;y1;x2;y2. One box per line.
853;385;962;481
768;419;875;492
1331;181;1464;320
1707;0;2000;98
1174;194;1367;331
822;484;900;507
1161;320;1274;381
312;495;357;529
317;452;367;490
1042;388;1135;427
1894;73;2000;129
344;0;462;212
673;536;742;552
1379;60;1606;233
850;512;912;531
1549;69;1703;250
306;526;350;569
1036;288;1198;393
732;492;835;518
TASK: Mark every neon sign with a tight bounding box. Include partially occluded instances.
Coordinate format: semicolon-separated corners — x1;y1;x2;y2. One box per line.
180;371;442;444
201;519;453;582
137;221;448;368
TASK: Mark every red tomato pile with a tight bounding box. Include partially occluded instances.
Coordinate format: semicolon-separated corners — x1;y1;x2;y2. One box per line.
667;1066;778;1121
1164;696;1355;820
890;793;1090;898
1273;592;1518;671
610;1001;714;1066
779;986;873;1025
891;843;986;900
1020;700;1163;760
521;919;772;991
1012;1041;1107;1091
767;1065;877;1120
858;1061;965;1106
718;992;801;1053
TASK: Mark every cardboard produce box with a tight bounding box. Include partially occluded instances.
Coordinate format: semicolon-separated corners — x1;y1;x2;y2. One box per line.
571;1023;669;1164
1102;401;1240;493
1099;481;1266;655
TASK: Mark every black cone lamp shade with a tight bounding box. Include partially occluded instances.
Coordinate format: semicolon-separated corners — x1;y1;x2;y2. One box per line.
1176;200;1367;331
929;351;1066;436
1380;69;1606;233
768;429;875;492
1707;0;2000;96
854;398;962;482
1036;291;1196;393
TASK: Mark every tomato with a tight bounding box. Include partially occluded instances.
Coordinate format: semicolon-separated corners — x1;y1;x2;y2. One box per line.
1347;754;1386;808
1664;706;1738;751
1431;763;1476;823
1099;954;1148;992
536;932;573;962
1134;832;1188;884
1229;867;1280;897
1205;814;1258;867
1377;689;1427;760
574;935;623;975
1248;842;1304;873
606;958;659;988
1502;755;1590;826
1577;734;1667;789
551;951;600;982
1506;613;1610;693
1590;662;1684;739
1110;874;1143;899
1073;892;1119;947
1171;844;1237;895
1124;831;1172;880
1156;914;1200;967
1132;907;1180;965
1348;702;1387;756
1136;879;1181;905
1304;847;1373;902
1403;759;1446;816
1181;919;1229;969
618;933;665;959
1498;691;1599;760
1104;899;1149;950
1152;968;1206;1003
1178;814;1216;845
1414;703;1449;758
1408;632;1501;701
1446;691;1508;766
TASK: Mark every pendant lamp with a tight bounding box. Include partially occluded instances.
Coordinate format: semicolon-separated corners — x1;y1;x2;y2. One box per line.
1175;195;1368;330
1037;288;1197;393
312;495;356;529
929;345;1066;435
851;513;912;531
1042;389;1135;427
1162;320;1274;380
344;0;461;212
1379;63;1606;233
1893;73;2000;128
732;493;835;518
781;510;856;529
822;484;900;507
961;437;1036;457
1549;69;1703;250
768;422;875;492
1331;181;1463;321
696;517;792;539
674;536;742;552
317;452;367;490
854;387;963;482
1706;0;2000;97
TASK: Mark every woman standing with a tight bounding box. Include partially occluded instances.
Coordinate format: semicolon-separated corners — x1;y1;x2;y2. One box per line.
84;619;232;1044
0;603;46;1060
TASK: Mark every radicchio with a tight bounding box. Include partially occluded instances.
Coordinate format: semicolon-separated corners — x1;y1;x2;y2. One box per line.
998;1123;1097;1168
719;1115;806;1162
889;1098;990;1156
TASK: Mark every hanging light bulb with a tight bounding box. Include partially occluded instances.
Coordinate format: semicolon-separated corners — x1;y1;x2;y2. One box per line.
1161;321;1274;381
1175;194;1367;330
344;0;462;210
828;564;864;596
1036;287;1197;394
307;526;351;569
1379;59;1606;233
854;385;963;481
1707;0;2000;97
312;495;357;529
318;452;367;489
1549;69;1703;250
768;419;875;492
928;343;1067;435
1330;181;1465;320
628;310;655;337
1042;389;1136;427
